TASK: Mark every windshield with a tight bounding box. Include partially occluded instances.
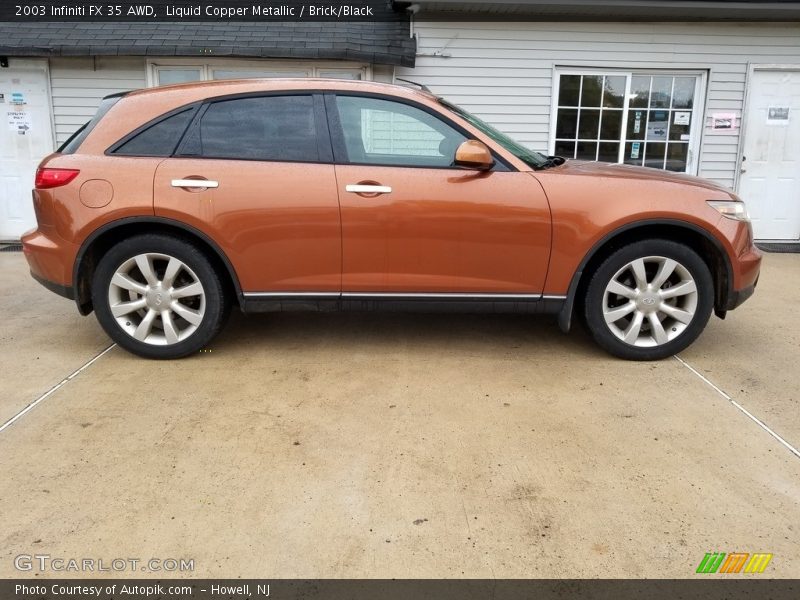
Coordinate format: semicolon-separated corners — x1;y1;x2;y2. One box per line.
440;99;549;168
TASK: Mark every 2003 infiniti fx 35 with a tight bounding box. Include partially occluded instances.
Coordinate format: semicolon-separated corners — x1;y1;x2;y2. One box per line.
22;79;761;360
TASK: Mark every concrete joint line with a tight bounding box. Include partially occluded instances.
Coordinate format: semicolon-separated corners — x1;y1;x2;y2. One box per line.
0;344;116;434
674;355;800;460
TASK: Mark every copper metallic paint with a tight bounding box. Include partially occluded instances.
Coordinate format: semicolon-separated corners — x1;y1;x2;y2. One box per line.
20;78;760;320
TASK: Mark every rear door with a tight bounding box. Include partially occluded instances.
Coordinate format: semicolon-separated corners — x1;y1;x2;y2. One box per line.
153;93;341;292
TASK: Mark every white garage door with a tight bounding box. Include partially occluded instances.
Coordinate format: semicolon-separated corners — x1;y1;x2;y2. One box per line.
0;60;55;241
740;69;800;241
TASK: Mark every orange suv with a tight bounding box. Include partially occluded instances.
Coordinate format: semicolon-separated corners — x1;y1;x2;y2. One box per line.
22;79;761;360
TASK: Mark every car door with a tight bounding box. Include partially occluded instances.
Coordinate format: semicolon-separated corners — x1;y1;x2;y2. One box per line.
153;93;341;293
327;93;551;294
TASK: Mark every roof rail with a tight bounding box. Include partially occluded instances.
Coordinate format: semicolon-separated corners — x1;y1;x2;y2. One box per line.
395;78;432;93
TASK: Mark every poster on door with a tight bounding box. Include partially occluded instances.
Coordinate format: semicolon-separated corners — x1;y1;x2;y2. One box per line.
767;106;790;125
7;110;31;134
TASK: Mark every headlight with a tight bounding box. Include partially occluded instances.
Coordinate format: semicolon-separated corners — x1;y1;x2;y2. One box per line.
707;200;750;222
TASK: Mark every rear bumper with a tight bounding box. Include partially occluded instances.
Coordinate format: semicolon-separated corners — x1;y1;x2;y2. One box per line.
21;228;77;300
30;270;75;300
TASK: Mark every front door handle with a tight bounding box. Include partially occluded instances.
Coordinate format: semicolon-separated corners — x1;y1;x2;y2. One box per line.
171;178;219;189
345;184;392;195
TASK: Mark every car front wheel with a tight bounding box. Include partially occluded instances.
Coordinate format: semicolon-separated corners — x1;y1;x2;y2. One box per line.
584;239;714;360
92;234;228;359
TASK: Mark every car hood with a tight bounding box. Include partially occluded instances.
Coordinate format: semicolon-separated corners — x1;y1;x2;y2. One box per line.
549;160;735;197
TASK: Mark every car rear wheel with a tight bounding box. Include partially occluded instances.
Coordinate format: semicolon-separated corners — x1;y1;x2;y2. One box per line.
584;239;713;360
92;234;228;359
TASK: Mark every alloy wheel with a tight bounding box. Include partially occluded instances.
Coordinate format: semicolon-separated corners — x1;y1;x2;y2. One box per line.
602;255;698;347
107;252;206;346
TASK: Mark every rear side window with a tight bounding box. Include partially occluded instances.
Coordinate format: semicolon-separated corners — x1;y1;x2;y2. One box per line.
59;94;123;154
112;108;196;157
180;95;318;162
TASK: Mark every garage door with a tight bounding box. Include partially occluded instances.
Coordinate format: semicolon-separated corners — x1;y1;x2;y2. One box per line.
0;60;55;241
740;69;800;241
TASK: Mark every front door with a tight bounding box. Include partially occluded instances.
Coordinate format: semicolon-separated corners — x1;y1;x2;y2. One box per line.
329;94;551;294
740;69;800;241
0;60;54;240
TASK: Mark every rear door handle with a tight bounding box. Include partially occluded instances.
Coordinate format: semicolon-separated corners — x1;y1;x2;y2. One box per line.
345;184;392;194
171;179;219;189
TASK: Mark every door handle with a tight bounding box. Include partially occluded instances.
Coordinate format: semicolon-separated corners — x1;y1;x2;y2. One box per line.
345;184;392;195
171;179;219;189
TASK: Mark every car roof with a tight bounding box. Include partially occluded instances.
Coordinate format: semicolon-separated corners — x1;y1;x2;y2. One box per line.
124;77;439;101
78;78;444;156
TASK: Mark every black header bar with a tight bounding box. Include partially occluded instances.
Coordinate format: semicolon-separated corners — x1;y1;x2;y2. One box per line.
2;579;800;600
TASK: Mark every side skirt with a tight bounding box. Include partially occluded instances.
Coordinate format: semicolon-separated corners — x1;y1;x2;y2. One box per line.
241;292;566;315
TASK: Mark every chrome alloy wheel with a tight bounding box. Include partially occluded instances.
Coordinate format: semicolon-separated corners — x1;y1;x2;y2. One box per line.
602;255;698;348
107;253;206;346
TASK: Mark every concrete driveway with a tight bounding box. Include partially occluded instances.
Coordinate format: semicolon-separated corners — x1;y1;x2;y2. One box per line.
1;251;798;578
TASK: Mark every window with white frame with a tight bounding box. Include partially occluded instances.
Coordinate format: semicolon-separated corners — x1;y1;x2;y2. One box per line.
150;61;366;87
551;70;705;173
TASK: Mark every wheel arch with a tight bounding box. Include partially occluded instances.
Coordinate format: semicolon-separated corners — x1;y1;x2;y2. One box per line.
73;217;243;315
558;219;733;332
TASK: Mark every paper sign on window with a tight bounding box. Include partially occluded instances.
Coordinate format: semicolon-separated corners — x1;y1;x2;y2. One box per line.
674;112;691;126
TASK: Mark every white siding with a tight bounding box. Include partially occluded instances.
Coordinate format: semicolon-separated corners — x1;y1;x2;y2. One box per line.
48;58;390;145
372;64;395;83
49;57;147;145
399;21;800;188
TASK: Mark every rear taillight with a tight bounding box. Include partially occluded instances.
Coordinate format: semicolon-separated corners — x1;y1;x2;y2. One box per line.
35;168;80;189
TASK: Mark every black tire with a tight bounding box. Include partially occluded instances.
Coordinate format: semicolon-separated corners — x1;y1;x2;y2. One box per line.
583;239;714;360
92;234;228;359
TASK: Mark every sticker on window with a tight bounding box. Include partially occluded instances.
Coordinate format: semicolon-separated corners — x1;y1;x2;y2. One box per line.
631;142;641;159
674;112;691;126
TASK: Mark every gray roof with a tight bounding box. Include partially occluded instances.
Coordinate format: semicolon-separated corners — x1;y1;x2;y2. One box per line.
0;22;416;66
413;0;800;21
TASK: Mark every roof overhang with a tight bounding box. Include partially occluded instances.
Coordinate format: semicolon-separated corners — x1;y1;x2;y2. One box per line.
0;21;417;67
402;0;800;21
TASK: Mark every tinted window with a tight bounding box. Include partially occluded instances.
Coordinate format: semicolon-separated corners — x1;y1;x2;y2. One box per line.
184;95;318;162
113;108;195;156
334;96;466;167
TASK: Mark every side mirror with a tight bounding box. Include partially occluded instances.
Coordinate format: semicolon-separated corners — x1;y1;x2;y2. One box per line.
454;140;494;171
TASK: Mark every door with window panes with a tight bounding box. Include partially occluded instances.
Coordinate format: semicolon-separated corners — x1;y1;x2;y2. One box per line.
552;72;703;173
152;64;364;86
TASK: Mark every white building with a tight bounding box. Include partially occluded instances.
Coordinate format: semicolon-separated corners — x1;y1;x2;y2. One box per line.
2;1;799;241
